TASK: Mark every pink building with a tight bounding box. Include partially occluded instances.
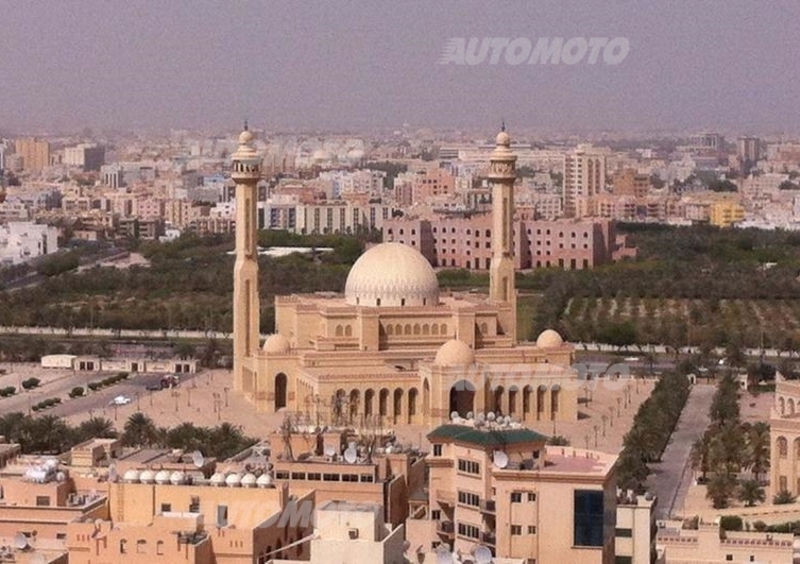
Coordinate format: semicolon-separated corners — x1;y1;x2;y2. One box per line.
383;214;633;270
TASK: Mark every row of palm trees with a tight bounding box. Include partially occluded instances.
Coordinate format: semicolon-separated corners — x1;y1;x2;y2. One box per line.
0;411;257;462
616;372;691;493
691;373;771;509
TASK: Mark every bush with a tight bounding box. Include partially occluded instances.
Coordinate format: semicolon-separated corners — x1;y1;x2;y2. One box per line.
720;515;743;532
87;382;101;391
69;386;85;398
0;386;16;398
773;490;797;505
21;377;41;390
752;520;767;532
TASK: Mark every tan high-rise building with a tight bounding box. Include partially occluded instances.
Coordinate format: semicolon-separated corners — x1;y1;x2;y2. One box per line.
14;137;51;171
563;146;606;218
232;127;579;430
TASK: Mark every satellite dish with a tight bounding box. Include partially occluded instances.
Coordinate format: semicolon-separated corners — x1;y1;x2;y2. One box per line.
344;447;357;464
473;545;492;564
487;412;496;422
436;547;454;564
191;451;205;468
476;412;485;422
466;411;474;420
450;411;459;421
324;444;336;457
13;533;28;550
504;415;512;425
493;450;509;469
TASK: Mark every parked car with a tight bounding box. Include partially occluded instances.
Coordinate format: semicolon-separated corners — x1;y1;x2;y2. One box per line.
110;395;131;406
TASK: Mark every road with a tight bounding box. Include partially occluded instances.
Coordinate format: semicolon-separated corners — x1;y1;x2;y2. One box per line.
0;365;200;423
646;383;716;519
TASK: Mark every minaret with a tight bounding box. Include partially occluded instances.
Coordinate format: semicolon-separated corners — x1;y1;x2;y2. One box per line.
488;124;518;342
232;124;261;389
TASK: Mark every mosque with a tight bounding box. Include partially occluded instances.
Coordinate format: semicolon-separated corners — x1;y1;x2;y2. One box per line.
230;125;579;428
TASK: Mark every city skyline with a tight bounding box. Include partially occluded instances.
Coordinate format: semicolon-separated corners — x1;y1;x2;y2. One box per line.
2;1;800;134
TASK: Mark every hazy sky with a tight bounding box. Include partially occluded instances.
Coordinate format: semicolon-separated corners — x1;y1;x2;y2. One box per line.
2;1;799;134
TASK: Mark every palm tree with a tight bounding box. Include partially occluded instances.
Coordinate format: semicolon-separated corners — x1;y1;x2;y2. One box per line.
745;422;770;482
737;479;765;507
121;413;160;447
706;471;737;509
76;417;118;441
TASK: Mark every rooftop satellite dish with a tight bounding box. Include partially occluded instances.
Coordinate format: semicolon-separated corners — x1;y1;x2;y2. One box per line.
493;450;509;469
476;412;485;422
450;411;459;421
504;415;512;425
324;444;336;457
436;547;454;564
486;412;496;422
473;545;492;564
13;533;28;550
344;448;357;464
466;411;474;420
191;450;205;468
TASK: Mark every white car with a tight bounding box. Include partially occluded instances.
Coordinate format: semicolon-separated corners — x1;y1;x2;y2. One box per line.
111;395;131;406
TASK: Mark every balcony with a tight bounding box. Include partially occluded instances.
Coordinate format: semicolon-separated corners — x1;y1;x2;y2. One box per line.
480;499;496;514
481;531;496;545
437;520;455;537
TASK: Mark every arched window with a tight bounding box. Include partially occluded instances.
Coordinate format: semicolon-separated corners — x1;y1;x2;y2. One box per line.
344;325;352;337
335;325;343;337
136;540;147;554
440;323;447;335
422;324;430;335
156;541;164;555
386;324;394;336
778;436;788;458
432;324;439;335
414;324;421;335
120;539;128;554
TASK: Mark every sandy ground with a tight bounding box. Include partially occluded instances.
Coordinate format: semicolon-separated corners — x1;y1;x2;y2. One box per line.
0;363;656;457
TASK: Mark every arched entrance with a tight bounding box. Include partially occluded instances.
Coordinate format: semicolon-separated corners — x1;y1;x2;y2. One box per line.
275;373;288;410
449;380;476;418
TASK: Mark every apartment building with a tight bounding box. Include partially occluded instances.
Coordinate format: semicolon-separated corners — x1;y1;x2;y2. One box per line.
563;145;607;218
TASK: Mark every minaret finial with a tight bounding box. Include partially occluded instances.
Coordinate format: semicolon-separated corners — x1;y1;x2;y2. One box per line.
243;119;249;132
501;118;506;132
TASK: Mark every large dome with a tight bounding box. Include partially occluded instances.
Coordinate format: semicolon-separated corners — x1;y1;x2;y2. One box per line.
263;334;290;354
345;243;439;307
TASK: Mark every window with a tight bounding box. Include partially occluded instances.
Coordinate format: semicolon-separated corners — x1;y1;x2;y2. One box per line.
216;505;229;527
189;496;200;513
528;492;537;502
457;491;480;507
291;472;306;480
35;496;50;507
457;522;480;540
342;474;358;482
457;459;480;475
511;525;522;535
725;557;733;562
275;471;290;479
360;474;374;483
431;510;441;520
160;503;171;513
136;540;147;554
323;473;340;481
527;526;537;534
615;528;632;538
156;541;164;556
433;444;442;456
615;558;633;564
120;539;128;554
307;472;321;481
511;492;522;503
574;490;605;547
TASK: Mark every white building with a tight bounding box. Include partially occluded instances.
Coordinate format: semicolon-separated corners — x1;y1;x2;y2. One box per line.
0;221;59;265
563;145;607;218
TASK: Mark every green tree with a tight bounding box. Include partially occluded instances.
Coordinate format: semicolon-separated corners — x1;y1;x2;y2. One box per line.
737;479;765;507
773;490;797;505
706;471;737;509
121;413;160;447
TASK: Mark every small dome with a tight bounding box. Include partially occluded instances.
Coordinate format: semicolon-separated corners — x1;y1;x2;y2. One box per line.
345;243;439;307
536;329;564;348
238;129;254;145
496;130;511;146
154;470;171;484
434;339;475;367
225;473;242;487
210;472;226;486
241;473;257;488
256;473;273;488
263;334;290;354
169;471;186;485
122;469;140;483
139;470;156;484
